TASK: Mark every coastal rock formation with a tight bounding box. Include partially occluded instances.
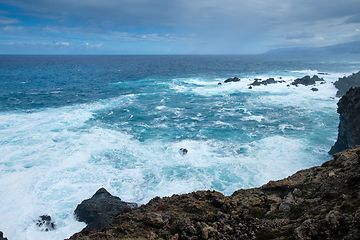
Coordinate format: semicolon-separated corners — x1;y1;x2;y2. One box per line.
74;188;137;229
68;145;360;240
249;78;285;87
291;75;325;86
224;77;240;83
35;215;55;231
0;232;7;240
334;71;360;97
329;87;360;155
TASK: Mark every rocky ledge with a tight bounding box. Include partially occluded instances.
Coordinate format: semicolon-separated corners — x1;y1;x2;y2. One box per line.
329;87;360;155
68;145;360;240
334;71;360;97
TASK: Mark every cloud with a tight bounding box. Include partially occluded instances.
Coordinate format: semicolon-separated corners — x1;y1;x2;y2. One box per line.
1;0;360;53
286;30;316;40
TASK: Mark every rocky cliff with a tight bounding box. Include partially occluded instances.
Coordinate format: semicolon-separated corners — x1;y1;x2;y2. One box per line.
67;145;360;240
334;71;360;97
329;87;360;155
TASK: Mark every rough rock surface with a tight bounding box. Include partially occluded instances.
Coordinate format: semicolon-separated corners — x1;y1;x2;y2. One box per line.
249;78;285;87
291;75;325;86
334;71;360;97
329;87;360;155
224;77;240;83
68;146;360;240
0;232;7;240
35;215;56;231
74;188;137;229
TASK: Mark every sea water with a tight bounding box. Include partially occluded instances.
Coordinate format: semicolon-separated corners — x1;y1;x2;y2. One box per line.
0;54;360;239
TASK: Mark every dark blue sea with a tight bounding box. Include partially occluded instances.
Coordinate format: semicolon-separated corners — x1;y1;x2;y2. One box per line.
1;54;360;239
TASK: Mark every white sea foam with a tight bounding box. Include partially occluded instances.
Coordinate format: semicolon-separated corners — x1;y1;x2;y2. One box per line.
0;70;342;240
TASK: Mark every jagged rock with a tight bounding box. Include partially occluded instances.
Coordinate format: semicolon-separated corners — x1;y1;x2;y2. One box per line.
334;71;360;97
249;77;285;87
145;212;170;228
224;77;240;83
35;215;56;231
291;75;325;86
329;87;360;155
74;188;137;229
0;232;7;240
67;146;360;240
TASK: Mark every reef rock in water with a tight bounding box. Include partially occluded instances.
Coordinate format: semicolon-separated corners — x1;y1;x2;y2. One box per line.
68;145;360;240
329;87;360;155
334;71;360;97
290;75;325;86
74;188;137;230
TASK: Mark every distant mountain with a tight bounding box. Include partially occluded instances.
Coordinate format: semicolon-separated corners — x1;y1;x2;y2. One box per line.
265;41;360;55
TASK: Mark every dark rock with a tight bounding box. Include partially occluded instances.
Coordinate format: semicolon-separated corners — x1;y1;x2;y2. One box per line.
74;188;137;229
145;212;170;228
291;75;325;86
334;71;360;97
329;87;360;155
179;148;188;156
217;82;222;85
311;88;319;91
224;77;240;83
68;146;360;240
248;86;252;89
0;231;7;240
36;215;56;231
249;77;285;87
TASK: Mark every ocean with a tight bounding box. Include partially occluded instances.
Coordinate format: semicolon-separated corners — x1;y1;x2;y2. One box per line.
1;54;360;239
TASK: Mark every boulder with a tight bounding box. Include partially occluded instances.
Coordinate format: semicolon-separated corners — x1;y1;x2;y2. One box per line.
334;71;360;97
291;75;325;86
224;77;240;83
74;188;137;229
0;232;7;240
329;87;360;154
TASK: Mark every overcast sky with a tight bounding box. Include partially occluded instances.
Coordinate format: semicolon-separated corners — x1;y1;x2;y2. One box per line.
0;0;360;54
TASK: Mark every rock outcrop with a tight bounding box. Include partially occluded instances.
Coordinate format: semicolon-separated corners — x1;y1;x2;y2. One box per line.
334;71;360;97
329;87;360;155
0;232;7;240
249;78;285;87
35;215;55;231
68;146;360;240
224;77;240;83
291;75;325;86
74;188;137;230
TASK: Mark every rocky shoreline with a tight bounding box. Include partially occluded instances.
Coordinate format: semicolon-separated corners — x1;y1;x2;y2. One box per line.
3;73;360;240
65;75;360;240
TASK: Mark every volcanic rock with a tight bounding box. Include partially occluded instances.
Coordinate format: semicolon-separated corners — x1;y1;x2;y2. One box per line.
0;232;7;240
249;77;285;87
291;75;325;86
74;188;137;229
224;77;240;83
35;215;56;231
67;145;360;240
334;71;360;97
329;87;360;155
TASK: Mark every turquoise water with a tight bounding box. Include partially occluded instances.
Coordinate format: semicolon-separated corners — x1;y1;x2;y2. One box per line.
0;54;359;239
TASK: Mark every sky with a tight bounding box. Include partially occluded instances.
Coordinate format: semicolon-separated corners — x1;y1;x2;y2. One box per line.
0;0;360;54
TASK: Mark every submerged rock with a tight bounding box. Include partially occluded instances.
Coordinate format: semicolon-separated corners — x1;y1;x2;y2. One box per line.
329;87;360;155
35;215;56;231
74;188;137;229
291;75;325;86
334;71;360;97
179;148;188;156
